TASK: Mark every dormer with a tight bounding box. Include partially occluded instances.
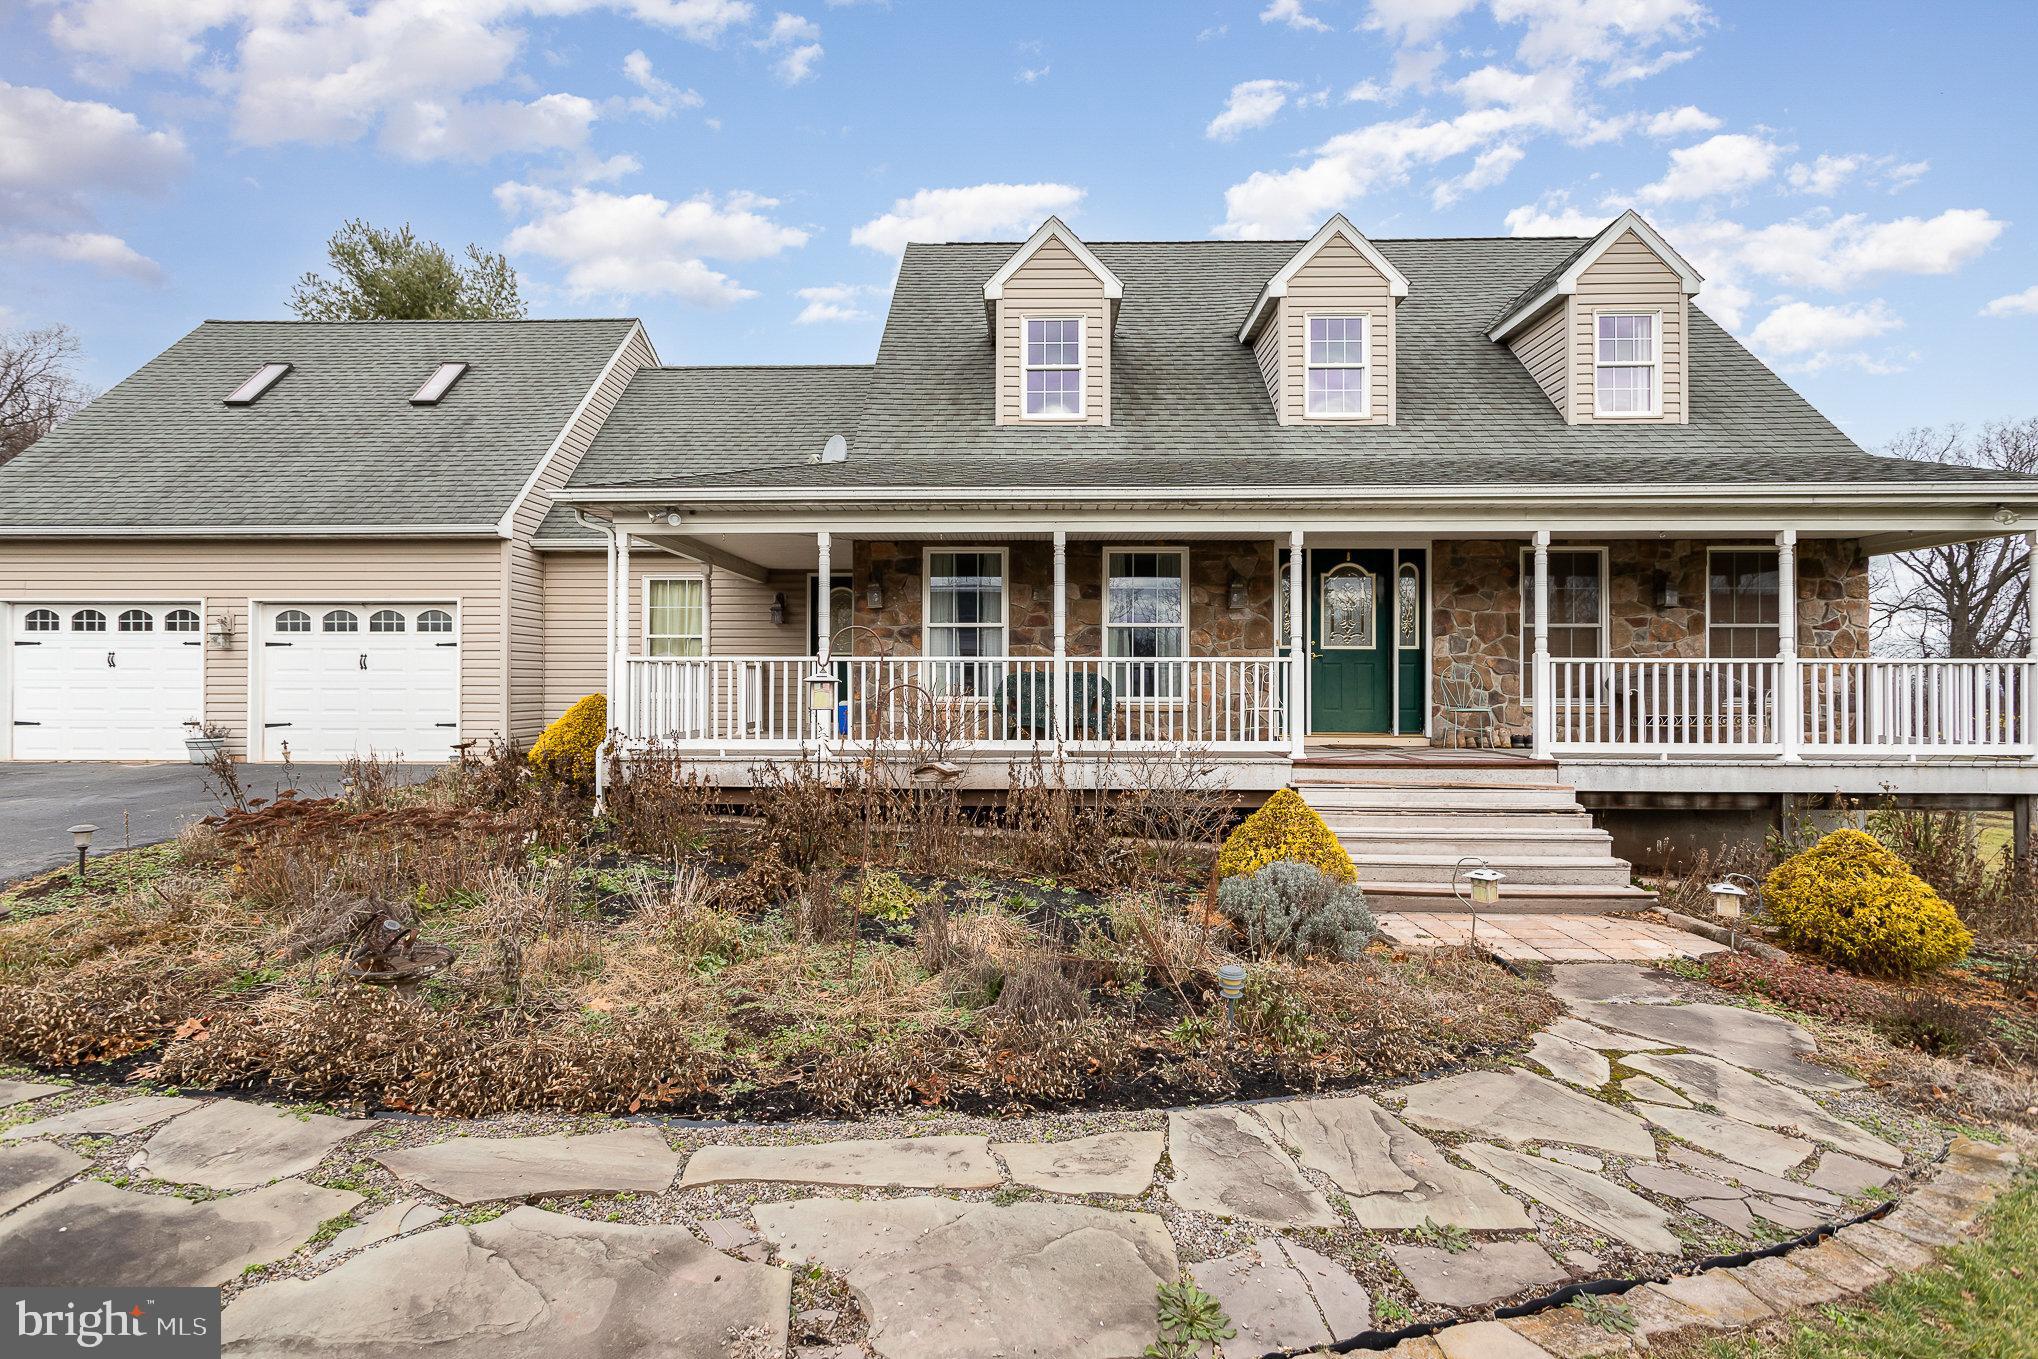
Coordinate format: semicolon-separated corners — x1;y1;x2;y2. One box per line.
1239;215;1410;427
985;217;1122;426
1487;209;1702;425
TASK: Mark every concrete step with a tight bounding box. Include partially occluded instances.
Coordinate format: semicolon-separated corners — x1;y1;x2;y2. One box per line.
1315;809;1597;833
1363;881;1656;915
1334;826;1617;860
1290;762;1558;789
1298;785;1585;813
1352;853;1638;887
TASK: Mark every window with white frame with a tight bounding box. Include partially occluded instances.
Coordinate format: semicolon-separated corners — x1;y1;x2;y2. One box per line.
1105;549;1187;698
1023;318;1082;418
646;578;707;657
1708;549;1780;658
926;550;1006;694
1595;313;1657;415
1519;548;1607;701
1306;315;1369;417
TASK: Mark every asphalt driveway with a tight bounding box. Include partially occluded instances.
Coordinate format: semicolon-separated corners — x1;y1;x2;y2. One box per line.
0;762;367;883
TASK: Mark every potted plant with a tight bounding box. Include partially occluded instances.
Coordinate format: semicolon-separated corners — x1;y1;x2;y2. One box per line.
183;720;229;765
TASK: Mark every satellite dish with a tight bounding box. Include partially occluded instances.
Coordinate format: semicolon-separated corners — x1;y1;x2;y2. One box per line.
816;434;849;464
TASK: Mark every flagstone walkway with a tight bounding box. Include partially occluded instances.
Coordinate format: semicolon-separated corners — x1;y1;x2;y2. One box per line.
0;963;2017;1359
1377;912;1726;962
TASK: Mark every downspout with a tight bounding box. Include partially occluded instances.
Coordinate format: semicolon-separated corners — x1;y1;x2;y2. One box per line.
576;509;620;804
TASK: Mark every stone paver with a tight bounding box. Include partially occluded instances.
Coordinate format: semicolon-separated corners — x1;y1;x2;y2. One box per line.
1456;1144;1681;1255
1;1095;204;1141
994;1130;1160;1196
1685;1196;1757;1236
380;1128;681;1204
1810;1151;1899;1198
1389;1240;1567;1309
1166;1106;1337;1228
1254;1095;1416;1197
682;1134;1000;1192
133;1100;365;1191
1504;1305;1638;1358
1643;1270;1774;1329
1381;915;1717;963
757;1196;1176;1359
225;1206;789;1358
1620;1075;1690;1107
1565;1000;1858;1092
1548;964;1688;1005
1529;1033;1611;1089
1541;1148;1603;1172
1396;1069;1655;1158
1666;1146;1840;1205
1732;1254;1845;1311
1790;1236;1890;1293
0;1177;360;1286
1548;1017;1674;1052
1190;1237;1371;1356
1436;1318;1562;1359
1642;1107;1815;1177
1627;1164;1747;1201
1750;1196;1828;1233
0;1079;64;1109
315;1198;445;1262
1303;1102;1530;1232
1836;1221;1936;1271
1623;1053;1901;1166
0;1142;87;1217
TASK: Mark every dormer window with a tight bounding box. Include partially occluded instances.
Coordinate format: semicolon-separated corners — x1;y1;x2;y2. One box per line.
1306;316;1370;418
224;362;290;406
411;361;469;405
1595;313;1658;416
1023;318;1083;419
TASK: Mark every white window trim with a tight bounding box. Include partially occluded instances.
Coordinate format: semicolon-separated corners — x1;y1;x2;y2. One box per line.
921;546;1010;659
641;574;710;658
1704;545;1783;660
1591;308;1662;419
1303;312;1372;421
1020;314;1085;421
1102;546;1191;704
1518;546;1609;708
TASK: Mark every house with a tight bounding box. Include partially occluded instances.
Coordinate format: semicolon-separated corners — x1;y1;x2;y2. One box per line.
6;212;2037;908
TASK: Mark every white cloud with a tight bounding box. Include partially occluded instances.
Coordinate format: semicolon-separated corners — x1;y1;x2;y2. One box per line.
1785;153;1860;196
851;182;1085;254
1982;286;2038;319
1260;0;1330;32
1503;198;1606;236
622;50;703;119
1345;80;1391;102
1749;298;1901;356
1644;105;1719;138
1392;44;1450;91
1491;0;1710;68
6;229;163;282
1730;208;2005;290
1017;65;1050;83
1883;159;1929;191
0;81;187;221
1207;79;1296;141
759;11;824;83
1363;0;1480;42
1636;132;1784;203
794;282;884;323
1602;47;1696;84
498;183;808;304
381;93;598;161
1433;143;1523;207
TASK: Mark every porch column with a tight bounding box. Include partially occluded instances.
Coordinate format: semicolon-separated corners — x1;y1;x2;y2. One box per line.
1531;530;1551;757
1051;531;1068;753
1288;529;1306;759
1777;528;1801;762
2026;530;2037;757
815;531;832;662
601;521;618;715
614;530;632;741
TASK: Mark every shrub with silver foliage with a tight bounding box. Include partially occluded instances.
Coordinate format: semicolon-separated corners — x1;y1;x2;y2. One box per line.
1216;860;1376;961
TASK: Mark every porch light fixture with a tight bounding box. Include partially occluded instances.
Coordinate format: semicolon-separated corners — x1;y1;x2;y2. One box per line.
770;592;786;626
68;824;97;882
806;663;841;712
1707;872;1756;952
655;507;683;528
1215;963;1247;1027
866;579;883;611
1227;572;1249;610
1652;572;1681;610
1995;506;2020;526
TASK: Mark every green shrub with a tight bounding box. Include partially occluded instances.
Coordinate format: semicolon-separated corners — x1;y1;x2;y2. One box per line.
1764;828;1973;977
1215;788;1356;882
847;869;923;925
529;693;607;784
1216;860;1375;961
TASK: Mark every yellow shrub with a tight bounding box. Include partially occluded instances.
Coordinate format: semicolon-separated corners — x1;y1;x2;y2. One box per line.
1764;828;1972;978
1216;788;1356;883
529;693;608;783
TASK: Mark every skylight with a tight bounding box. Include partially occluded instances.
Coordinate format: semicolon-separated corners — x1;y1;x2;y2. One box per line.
410;362;469;405
224;362;291;406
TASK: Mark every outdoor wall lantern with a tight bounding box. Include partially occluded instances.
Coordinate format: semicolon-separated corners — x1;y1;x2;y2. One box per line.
1652;573;1681;610
769;592;786;626
1707;872;1756;952
206;613;237;651
867;579;884;611
1215;963;1247;1027
68;824;97;882
1227;572;1249;610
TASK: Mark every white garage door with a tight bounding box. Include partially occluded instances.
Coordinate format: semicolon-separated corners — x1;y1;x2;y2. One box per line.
10;603;205;760
258;604;460;761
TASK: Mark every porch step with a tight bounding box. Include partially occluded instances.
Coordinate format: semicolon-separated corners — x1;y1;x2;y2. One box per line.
1363;881;1657;915
1333;826;1616;861
1351;852;1636;888
1318;809;1596;833
1290;761;1557;789
1297;784;1585;813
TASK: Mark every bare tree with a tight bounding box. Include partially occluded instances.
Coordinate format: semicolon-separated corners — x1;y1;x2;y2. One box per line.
1873;420;2038;657
0;323;93;465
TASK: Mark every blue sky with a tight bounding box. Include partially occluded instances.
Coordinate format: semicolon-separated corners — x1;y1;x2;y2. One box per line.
3;0;2034;448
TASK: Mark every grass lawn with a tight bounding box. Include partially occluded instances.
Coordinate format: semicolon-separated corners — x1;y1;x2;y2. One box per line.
1678;1176;2036;1359
1975;810;2014;867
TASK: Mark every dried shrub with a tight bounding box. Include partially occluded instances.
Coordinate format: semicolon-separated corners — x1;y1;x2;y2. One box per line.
529;693;606;784
1696;949;1892;1025
1215;788;1355;882
604;746;717;857
1871;805;2038;946
748;757;852;873
990;949;1090;1025
1766;829;1974;977
340;752;403;808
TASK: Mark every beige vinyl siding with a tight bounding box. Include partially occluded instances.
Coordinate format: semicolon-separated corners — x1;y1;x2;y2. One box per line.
1570;229;1687;424
1252;314;1282;411
0;538;504;760
1280;235;1394;426
995;236;1110;426
1510;301;1571;416
506;326;656;743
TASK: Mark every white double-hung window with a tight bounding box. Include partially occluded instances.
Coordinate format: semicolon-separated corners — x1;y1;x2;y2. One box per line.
645;578;707;657
1306;315;1369;417
1105;549;1187;698
1023;318;1083;418
1595;313;1658;416
926;549;1007;694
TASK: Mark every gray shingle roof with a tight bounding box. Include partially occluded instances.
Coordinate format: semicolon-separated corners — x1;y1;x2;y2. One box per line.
0;318;636;531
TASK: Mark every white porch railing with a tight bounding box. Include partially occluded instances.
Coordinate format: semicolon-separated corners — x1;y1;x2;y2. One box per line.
1544;656;2038;758
621;655;1291;751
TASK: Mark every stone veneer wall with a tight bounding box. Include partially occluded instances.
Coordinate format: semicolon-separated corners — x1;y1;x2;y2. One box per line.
1431;538;1871;746
850;539;1279;657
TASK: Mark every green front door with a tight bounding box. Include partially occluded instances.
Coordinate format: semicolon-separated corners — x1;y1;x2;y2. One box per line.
1309;549;1395;734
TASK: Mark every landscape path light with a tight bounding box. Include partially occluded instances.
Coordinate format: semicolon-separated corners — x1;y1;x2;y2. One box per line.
68;824;97;883
1216;963;1247;1029
1707;872;1756;953
1452;857;1504;947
